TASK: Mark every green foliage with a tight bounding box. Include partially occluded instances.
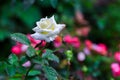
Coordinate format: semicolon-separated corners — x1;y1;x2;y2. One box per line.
0;62;7;72
0;30;10;41
15;6;41;28
42;49;59;63
8;54;18;65
9;78;21;80
50;0;58;8
28;70;41;76
1;0;120;80
5;64;16;77
43;66;58;80
26;46;36;57
28;77;40;80
11;33;30;45
32;56;49;65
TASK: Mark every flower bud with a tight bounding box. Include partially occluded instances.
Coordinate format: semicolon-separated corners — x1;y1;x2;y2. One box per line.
41;40;46;47
82;66;88;72
11;46;21;55
65;50;73;61
22;61;31;67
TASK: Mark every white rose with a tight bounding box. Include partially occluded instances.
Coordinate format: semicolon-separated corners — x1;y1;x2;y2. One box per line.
31;15;65;42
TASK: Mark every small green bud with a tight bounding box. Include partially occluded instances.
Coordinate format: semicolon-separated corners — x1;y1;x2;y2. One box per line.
65;50;73;61
65;50;73;55
82;66;88;72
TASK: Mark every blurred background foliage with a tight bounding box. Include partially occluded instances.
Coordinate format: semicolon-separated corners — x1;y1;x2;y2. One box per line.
0;0;120;79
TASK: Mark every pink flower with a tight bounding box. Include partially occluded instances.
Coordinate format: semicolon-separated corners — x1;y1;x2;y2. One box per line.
27;34;41;46
63;35;80;48
71;37;80;48
92;43;107;56
114;52;120;62
83;47;91;55
11;46;21;55
16;42;22;47
97;43;107;55
21;44;28;52
27;34;40;44
11;34;47;55
111;63;120;77
98;43;107;50
54;36;62;48
41;40;46;47
22;61;31;67
76;27;91;37
85;40;92;49
77;52;86;61
63;35;72;44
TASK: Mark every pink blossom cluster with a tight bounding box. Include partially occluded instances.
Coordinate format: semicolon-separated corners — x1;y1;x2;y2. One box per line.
77;40;107;62
111;52;120;77
11;34;46;55
11;34;109;67
85;40;107;56
63;35;80;48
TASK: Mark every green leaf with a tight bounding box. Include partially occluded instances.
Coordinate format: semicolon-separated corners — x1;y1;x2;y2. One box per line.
26;46;36;57
32;57;49;65
0;62;7;72
16;66;26;74
9;78;21;80
42;49;53;58
42;49;59;63
28;70;41;76
0;30;10;41
28;76;40;80
20;56;28;64
50;0;58;8
43;66;58;80
11;33;30;45
8;54;18;65
5;64;16;77
48;54;59;63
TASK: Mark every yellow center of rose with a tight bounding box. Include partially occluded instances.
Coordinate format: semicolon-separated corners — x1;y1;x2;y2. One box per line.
47;24;55;30
40;20;51;29
40;31;49;35
39;19;55;35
